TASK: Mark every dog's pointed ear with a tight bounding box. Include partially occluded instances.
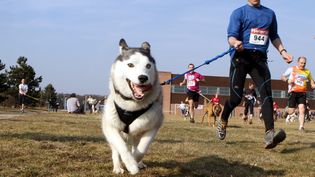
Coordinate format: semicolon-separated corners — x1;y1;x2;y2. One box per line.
119;38;128;54
141;42;151;51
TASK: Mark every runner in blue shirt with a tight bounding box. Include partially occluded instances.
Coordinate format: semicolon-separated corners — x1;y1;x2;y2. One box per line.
217;0;293;149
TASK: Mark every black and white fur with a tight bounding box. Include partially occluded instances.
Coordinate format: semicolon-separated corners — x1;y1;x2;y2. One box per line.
102;39;163;175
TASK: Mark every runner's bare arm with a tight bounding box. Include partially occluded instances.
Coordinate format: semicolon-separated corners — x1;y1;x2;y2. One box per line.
272;38;293;64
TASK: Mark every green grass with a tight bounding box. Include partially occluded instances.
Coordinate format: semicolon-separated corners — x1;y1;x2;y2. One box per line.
0;110;314;177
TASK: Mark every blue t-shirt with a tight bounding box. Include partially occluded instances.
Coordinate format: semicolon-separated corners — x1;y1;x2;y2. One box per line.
228;4;279;57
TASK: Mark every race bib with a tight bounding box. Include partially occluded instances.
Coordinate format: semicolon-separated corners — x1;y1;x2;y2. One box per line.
249;28;269;45
187;80;196;87
294;77;304;86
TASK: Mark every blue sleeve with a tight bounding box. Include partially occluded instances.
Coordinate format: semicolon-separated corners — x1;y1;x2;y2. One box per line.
227;9;242;39
269;12;280;41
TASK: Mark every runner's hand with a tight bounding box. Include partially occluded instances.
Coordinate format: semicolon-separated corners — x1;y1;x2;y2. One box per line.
281;51;293;64
234;40;243;51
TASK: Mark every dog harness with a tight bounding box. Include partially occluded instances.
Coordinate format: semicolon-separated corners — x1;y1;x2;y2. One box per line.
114;102;153;133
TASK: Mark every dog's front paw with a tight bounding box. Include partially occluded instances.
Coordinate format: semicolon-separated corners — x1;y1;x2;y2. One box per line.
122;154;139;175
127;164;139;175
113;167;124;174
138;161;147;169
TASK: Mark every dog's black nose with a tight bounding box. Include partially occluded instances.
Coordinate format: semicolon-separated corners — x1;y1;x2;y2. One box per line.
138;75;148;83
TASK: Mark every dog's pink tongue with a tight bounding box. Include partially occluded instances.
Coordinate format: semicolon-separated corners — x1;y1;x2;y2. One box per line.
134;86;145;98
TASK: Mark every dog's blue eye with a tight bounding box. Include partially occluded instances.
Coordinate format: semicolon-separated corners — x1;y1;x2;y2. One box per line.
146;64;151;69
128;63;134;68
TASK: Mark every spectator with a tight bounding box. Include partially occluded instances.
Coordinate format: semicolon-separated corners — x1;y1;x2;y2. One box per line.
87;95;97;114
67;93;84;114
18;79;28;113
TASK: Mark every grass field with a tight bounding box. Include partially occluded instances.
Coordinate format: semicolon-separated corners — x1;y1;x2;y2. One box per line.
0;109;314;177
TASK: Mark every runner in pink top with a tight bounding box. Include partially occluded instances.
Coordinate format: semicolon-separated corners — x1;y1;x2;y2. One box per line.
180;63;205;123
185;71;204;92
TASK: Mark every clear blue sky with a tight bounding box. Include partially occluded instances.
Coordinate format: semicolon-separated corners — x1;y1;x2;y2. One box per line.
1;0;314;95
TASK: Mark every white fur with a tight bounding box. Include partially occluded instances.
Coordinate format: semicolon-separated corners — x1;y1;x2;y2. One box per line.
102;46;163;175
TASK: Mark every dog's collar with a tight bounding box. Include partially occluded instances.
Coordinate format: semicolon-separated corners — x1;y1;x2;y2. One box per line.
114;102;153;133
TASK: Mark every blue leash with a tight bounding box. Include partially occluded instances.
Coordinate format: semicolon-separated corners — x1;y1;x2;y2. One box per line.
161;47;235;85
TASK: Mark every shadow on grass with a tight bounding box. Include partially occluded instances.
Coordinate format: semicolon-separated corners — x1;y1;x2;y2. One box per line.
304;129;315;133
228;125;242;128
280;142;315;154
225;140;258;145
156;139;183;144
147;155;285;177
0;132;105;143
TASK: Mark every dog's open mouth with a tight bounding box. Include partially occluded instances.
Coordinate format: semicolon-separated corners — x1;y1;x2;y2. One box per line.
127;79;152;100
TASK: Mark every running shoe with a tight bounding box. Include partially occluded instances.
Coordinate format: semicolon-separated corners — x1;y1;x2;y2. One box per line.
265;129;286;149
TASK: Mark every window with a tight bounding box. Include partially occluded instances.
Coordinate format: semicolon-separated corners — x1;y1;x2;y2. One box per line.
272;90;282;98
281;90;287;98
218;87;230;96
172;86;186;93
208;87;218;95
199;86;208;94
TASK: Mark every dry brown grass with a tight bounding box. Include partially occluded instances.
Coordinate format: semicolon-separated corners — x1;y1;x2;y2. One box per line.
0;109;314;177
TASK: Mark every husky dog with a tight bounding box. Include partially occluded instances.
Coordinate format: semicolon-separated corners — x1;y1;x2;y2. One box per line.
102;39;163;175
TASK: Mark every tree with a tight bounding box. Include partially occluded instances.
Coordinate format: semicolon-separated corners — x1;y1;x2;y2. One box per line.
0;59;8;103
43;84;57;102
6;56;42;105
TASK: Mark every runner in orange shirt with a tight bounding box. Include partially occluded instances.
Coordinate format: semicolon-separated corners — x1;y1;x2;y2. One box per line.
281;56;315;132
